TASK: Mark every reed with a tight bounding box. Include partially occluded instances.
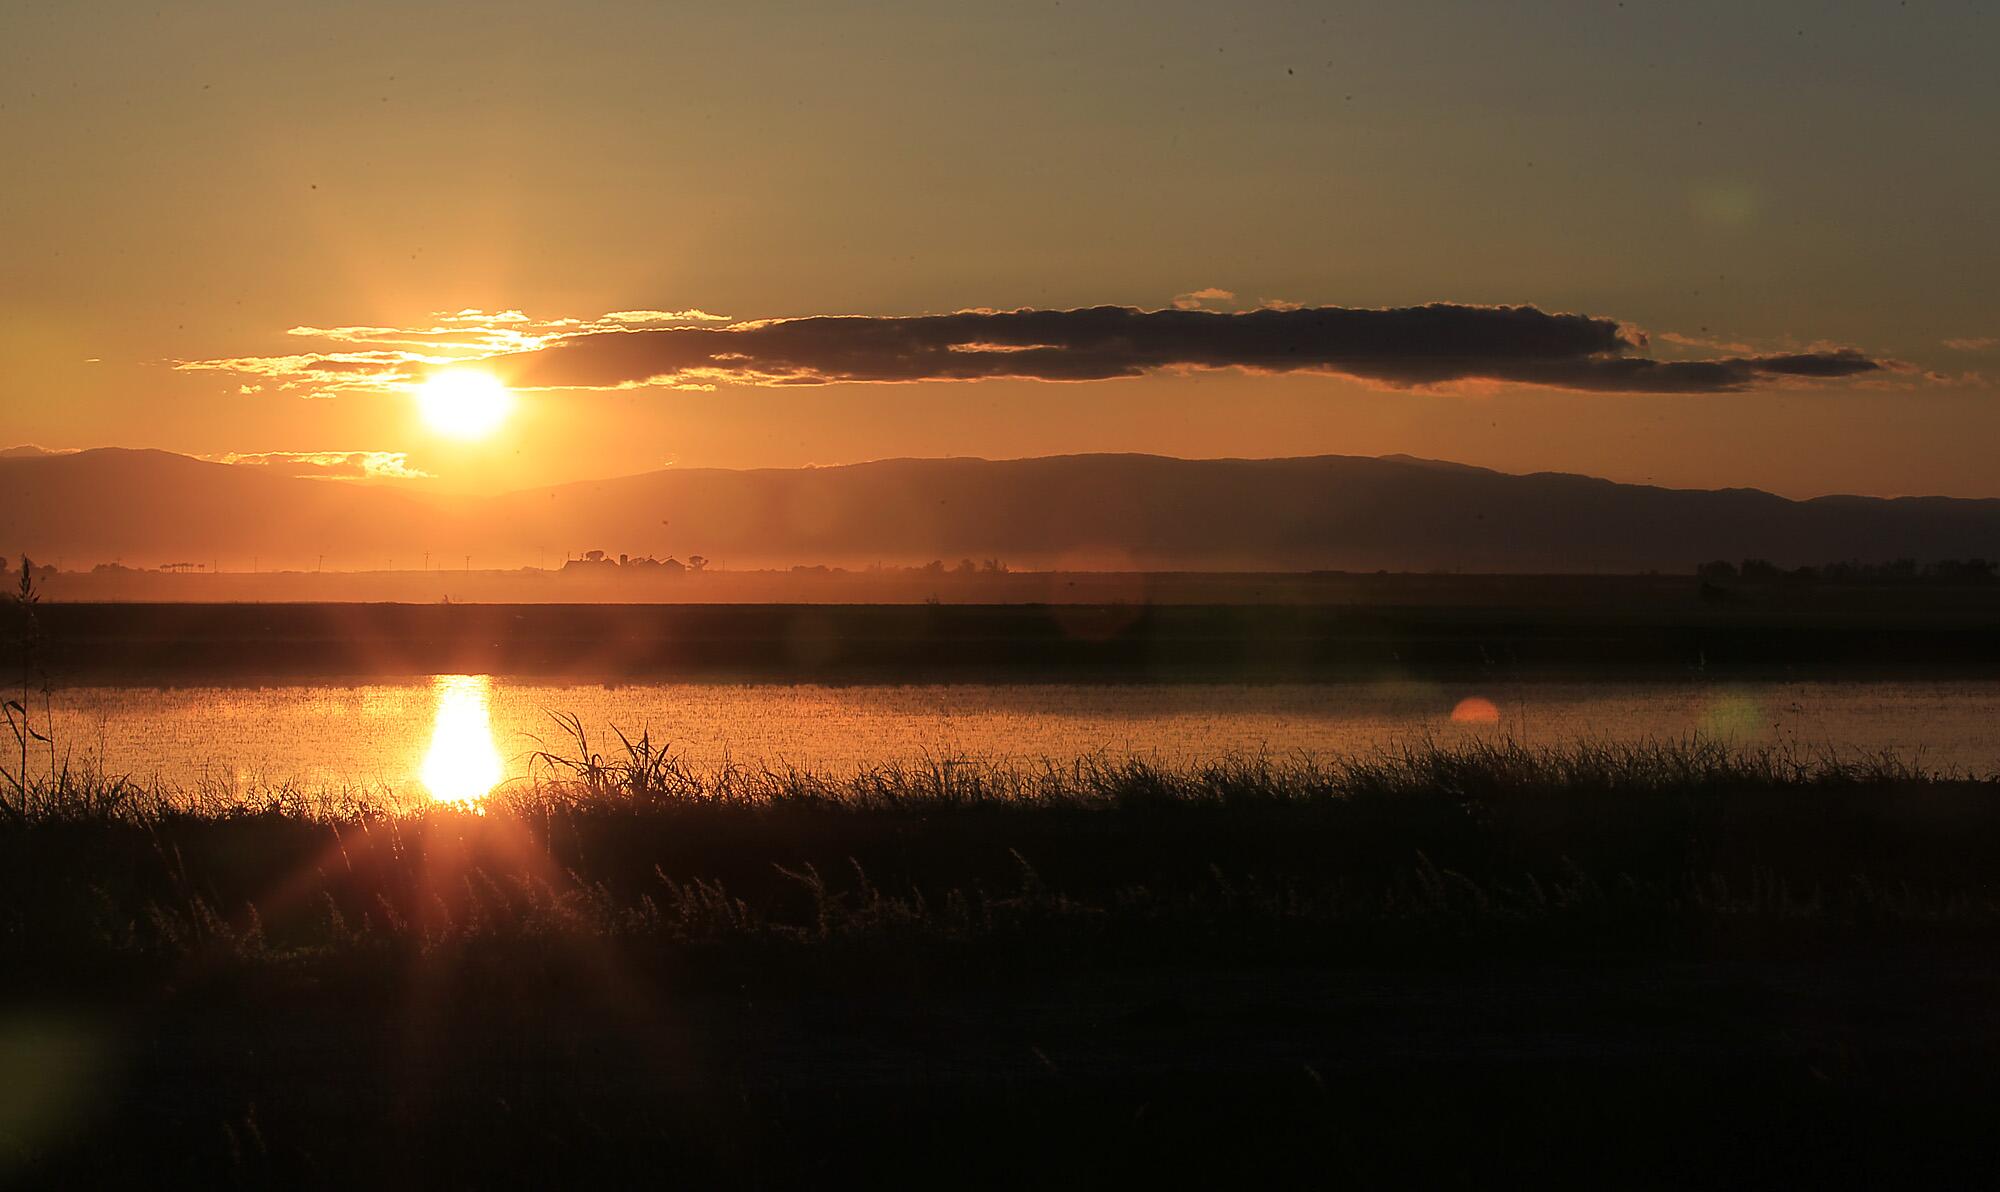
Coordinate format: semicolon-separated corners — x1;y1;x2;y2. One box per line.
2;732;1996;979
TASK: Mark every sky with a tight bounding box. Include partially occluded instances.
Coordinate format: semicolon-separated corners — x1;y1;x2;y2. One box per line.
3;0;1995;497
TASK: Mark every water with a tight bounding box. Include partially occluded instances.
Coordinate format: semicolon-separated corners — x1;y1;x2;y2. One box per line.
20;677;2000;801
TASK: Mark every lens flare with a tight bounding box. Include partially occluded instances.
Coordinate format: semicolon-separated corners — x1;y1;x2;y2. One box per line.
1450;696;1502;725
420;674;504;807
1699;693;1763;740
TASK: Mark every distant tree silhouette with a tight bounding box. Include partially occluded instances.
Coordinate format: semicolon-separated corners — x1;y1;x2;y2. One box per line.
1932;558;1997;583
1700;556;1995;586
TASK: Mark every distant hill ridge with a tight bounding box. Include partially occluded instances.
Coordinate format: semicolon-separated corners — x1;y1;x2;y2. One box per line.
4;447;1999;573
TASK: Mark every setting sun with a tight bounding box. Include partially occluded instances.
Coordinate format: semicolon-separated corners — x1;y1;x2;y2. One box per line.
417;369;513;439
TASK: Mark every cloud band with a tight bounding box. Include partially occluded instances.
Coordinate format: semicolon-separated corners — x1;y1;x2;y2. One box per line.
494;304;1882;394
179;302;1887;396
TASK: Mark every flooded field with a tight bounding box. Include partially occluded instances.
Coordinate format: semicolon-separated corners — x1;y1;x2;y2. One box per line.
26;677;2000;801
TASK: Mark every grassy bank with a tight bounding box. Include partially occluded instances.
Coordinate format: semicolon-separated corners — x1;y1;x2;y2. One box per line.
5;738;1998;973
6;740;2000;1186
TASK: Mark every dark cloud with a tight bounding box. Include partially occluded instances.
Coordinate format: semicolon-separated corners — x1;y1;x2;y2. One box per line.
1483;348;1886;394
490;304;1883;394
1745;350;1882;378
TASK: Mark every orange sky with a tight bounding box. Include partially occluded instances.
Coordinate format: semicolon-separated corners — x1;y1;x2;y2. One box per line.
4;2;1995;497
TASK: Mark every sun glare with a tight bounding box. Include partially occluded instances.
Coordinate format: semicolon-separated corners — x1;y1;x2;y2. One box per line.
417;369;513;439
421;674;505;807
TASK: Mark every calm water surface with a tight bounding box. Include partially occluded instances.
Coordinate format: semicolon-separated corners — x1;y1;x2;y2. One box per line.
31;678;2000;801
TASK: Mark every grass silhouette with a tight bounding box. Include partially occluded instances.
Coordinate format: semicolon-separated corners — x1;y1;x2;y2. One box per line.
6;734;2000;1185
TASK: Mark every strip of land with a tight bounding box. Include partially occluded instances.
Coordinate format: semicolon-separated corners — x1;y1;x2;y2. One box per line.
16;580;2000;681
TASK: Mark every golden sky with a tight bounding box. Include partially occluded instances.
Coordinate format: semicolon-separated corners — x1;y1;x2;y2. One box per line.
4;1;1995;496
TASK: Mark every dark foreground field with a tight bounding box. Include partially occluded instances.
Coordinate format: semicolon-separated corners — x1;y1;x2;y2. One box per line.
6;742;2000;1187
25;578;2000;682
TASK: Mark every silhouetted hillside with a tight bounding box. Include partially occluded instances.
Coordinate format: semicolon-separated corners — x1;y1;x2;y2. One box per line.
6;448;2000;573
0;449;451;569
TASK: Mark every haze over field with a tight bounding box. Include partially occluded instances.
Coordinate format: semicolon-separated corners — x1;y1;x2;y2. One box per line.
6;446;2000;575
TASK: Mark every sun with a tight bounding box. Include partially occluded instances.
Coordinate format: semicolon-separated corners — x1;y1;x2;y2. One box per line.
417;369;513;439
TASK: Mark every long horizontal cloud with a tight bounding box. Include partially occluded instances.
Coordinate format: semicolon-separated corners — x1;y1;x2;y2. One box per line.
178;303;1889;396
489;305;1885;394
207;451;430;480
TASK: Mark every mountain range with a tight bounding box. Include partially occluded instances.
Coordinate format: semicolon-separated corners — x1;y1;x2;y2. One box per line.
4;447;1999;573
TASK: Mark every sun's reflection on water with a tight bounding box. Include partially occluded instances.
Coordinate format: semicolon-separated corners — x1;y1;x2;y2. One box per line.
420;674;504;808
